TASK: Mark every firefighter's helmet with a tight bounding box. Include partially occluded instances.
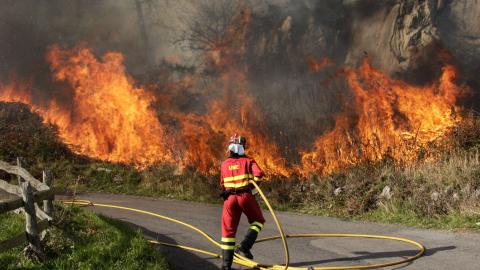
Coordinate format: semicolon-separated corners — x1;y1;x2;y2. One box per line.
228;134;247;155
229;134;247;148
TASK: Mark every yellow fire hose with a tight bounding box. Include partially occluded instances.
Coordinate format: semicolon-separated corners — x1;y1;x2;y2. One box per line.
60;180;425;269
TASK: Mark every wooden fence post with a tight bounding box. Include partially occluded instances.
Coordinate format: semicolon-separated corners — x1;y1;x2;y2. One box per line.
16;157;23;185
20;181;44;260
14;158;25;215
42;171;54;217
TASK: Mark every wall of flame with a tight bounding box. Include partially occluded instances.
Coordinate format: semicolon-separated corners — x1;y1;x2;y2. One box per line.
0;9;464;177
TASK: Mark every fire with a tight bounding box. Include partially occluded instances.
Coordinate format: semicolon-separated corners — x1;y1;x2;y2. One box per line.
0;7;466;177
0;8;292;176
1;45;175;166
203;71;291;176
301;59;462;175
307;57;333;72
0;49;465;176
177;8;291;176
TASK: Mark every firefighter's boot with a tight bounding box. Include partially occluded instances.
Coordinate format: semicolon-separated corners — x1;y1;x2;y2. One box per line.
222;249;235;270
237;229;258;259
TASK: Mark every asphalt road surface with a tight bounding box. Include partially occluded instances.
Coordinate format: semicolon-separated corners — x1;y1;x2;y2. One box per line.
57;193;479;270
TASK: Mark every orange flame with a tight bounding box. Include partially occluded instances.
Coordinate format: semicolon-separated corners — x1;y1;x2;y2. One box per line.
1;45;175;166
0;8;466;178
307;57;333;72
177;7;291;176
0;8;292;176
301;59;462;175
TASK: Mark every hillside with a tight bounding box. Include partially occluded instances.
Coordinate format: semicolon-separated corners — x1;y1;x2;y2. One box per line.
1;102;479;230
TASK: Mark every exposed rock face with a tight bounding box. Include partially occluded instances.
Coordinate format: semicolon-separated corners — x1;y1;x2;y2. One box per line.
345;0;480;83
253;0;479;80
344;0;440;78
339;0;480;81
389;0;439;65
438;0;480;74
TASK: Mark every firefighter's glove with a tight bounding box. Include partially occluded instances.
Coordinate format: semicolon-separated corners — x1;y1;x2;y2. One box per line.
220;191;230;201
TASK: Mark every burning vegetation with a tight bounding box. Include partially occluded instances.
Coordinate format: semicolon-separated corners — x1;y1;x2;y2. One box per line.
1;46;176;166
0;48;463;176
0;1;471;178
301;60;462;175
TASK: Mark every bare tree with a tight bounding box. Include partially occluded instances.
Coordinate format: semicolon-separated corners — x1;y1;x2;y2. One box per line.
176;0;243;52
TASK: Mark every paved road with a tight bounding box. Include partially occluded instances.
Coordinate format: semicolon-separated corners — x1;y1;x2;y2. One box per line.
58;193;479;270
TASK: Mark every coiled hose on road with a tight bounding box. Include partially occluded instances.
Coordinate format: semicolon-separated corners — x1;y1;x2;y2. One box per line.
61;180;425;269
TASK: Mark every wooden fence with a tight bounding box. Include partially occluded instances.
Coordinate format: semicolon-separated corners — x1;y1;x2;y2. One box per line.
0;158;54;259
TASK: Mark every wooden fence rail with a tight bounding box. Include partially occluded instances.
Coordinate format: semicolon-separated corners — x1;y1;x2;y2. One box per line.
0;180;54;213
0;159;54;258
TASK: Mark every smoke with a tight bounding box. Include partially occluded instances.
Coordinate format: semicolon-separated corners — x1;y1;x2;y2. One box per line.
0;0;194;81
0;0;476;172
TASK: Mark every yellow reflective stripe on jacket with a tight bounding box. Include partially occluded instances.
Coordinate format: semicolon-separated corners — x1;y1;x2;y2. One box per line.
223;181;250;188
253;176;262;182
223;174;253;182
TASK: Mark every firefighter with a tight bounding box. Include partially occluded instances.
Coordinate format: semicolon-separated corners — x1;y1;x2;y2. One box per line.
220;134;265;270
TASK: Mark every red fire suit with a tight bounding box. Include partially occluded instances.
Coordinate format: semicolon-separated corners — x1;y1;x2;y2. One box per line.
220;155;265;250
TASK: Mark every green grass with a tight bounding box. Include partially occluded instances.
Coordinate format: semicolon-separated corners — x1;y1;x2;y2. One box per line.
295;200;480;231
54;162;221;204
364;197;480;230
0;205;170;270
0;212;25;241
361;206;480;230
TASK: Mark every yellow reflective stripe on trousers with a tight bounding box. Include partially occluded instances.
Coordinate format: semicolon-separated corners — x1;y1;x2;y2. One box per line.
220;244;235;250
251;221;263;229
223;181;250;188
249;225;261;233
223;174;253;182
221;237;236;242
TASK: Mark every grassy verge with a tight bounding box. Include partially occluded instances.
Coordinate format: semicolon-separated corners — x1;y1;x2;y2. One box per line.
52;147;480;232
0;212;25;242
53;162;220;204
0;205;169;270
49;154;480;232
361;206;480;230
266;149;480;231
